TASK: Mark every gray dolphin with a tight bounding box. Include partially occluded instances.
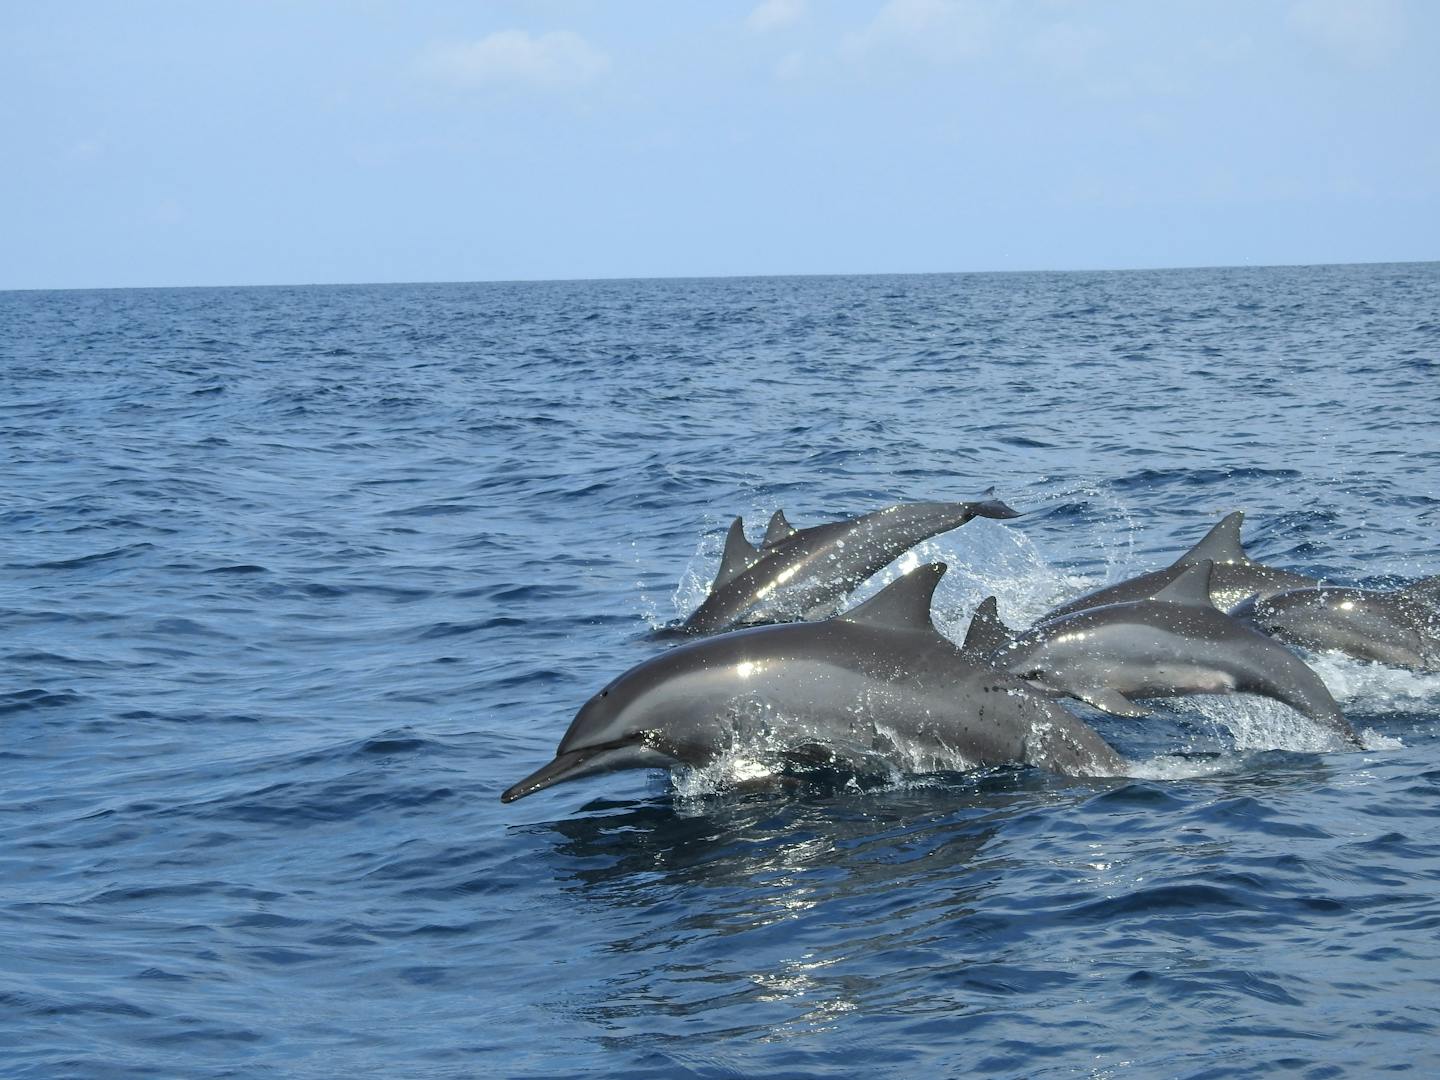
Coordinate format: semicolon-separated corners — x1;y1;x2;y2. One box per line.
502;563;1125;804
1231;575;1440;672
1044;511;1318;620
971;561;1360;748
679;495;1019;635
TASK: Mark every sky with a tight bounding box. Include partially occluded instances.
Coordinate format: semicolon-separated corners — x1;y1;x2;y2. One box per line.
2;0;1437;290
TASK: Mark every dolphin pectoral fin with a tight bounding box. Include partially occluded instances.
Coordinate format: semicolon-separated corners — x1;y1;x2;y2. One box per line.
1075;687;1150;718
500;742;674;803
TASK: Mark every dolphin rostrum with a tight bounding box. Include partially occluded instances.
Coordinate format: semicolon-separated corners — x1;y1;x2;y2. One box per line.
679;495;1019;635
502;563;1125;804
1231;575;1440;672
973;561;1361;748
1044;511;1319;621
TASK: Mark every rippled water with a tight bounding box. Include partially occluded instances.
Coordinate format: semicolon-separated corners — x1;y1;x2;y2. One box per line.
3;263;1439;1077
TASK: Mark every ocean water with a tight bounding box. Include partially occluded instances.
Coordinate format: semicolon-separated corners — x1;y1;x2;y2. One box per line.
3;262;1439;1078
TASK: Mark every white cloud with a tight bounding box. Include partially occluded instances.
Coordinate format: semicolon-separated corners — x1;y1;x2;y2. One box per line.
843;0;999;64
418;30;610;91
1288;0;1403;67
747;0;806;32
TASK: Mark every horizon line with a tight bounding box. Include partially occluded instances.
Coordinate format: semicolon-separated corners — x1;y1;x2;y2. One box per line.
3;257;1435;296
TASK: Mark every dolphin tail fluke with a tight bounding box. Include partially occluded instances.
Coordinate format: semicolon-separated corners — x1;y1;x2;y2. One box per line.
970;488;1021;520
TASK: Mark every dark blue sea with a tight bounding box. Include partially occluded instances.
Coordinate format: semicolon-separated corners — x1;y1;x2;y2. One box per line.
3;263;1439;1078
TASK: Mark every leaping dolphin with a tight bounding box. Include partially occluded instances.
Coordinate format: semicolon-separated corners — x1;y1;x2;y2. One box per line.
502;563;1124;804
970;561;1361;748
1231;575;1440;672
679;495;1019;635
1044;511;1319;620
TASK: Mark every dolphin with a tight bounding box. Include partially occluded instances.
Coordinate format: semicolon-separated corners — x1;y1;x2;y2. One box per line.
1044;511;1319;620
679;494;1020;635
1231;575;1440;672
502;563;1125;804
970;561;1361;748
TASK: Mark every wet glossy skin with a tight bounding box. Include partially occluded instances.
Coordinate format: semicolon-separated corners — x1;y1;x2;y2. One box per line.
993;599;1360;747
1044;511;1319;620
1233;587;1440;672
504;567;1122;803
680;499;1017;635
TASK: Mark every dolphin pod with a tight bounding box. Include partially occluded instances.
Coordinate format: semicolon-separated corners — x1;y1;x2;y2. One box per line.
1041;510;1318;619
970;562;1360;747
679;495;1019;635
503;500;1430;806
1231;576;1440;672
502;563;1124;803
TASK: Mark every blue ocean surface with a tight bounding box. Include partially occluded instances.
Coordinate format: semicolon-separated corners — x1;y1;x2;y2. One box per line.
3;262;1439;1078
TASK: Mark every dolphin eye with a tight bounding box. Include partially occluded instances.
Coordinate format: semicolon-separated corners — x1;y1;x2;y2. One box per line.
601;690;609;698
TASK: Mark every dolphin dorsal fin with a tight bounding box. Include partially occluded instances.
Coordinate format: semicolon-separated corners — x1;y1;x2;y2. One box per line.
961;596;1014;654
1174;511;1248;567
1401;573;1440;603
1152;560;1215;606
840;563;946;633
712;517;761;591
763;509;797;547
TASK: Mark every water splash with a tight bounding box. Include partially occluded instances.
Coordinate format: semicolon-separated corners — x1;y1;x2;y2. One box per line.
1163;694;1356;754
1307;651;1440;711
1127;752;1247;781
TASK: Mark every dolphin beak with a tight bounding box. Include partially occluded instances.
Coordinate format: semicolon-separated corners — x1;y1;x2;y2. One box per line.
500;741;674;803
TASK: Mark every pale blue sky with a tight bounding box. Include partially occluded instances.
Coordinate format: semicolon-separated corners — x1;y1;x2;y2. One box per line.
3;1;1436;290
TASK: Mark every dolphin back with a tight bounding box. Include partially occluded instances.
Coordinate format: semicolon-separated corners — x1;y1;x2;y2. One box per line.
682;494;1021;635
